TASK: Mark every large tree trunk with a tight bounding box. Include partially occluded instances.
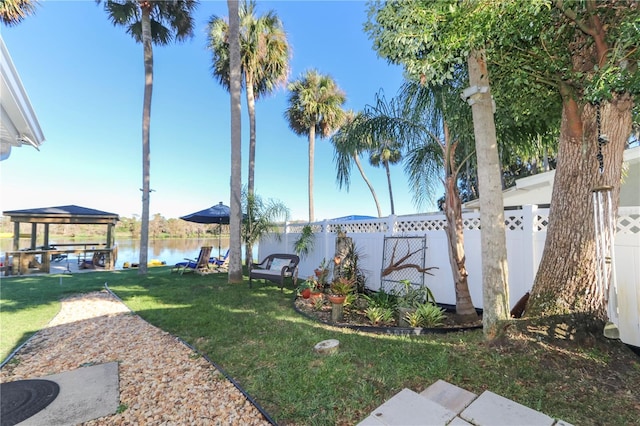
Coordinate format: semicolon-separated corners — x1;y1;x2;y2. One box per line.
467;49;510;338
138;5;152;275
526;94;632;319
353;155;382;217
308;125;315;222
228;0;243;283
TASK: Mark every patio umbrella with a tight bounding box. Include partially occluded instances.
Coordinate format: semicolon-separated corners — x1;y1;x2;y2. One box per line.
179;202;230;258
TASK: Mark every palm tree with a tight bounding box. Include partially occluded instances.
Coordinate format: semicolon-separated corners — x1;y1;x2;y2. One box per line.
0;0;37;26
284;69;346;222
208;0;289;267
99;0;197;274
331;110;383;217
242;188;289;267
400;80;478;322
227;0;243;283
362;92;404;215
207;0;290;197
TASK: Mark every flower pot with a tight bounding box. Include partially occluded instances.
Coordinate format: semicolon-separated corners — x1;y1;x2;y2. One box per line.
309;292;324;304
327;294;346;305
300;288;311;299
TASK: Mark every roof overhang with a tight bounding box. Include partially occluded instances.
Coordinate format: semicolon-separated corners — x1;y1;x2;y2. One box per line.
463;145;640;210
0;36;44;161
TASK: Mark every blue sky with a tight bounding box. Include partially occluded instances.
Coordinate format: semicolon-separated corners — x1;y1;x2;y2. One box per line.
0;0;442;221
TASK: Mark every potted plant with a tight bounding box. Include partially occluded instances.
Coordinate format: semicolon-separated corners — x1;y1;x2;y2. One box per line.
314;258;330;289
328;277;354;305
297;277;317;299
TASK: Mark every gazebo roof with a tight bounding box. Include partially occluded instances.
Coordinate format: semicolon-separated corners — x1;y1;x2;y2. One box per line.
3;205;119;224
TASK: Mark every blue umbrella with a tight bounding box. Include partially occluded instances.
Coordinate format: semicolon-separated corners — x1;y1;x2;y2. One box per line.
180;202;230;257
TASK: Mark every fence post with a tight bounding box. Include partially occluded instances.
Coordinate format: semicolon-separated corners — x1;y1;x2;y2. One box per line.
521;205;536;292
322;219;331;263
386;214;397;236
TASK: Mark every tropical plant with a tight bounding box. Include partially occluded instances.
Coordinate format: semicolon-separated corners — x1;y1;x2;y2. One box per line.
329;277;355;297
363;289;396;310
364;305;394;326
292;224;314;260
0;0;37;25
284;69;346;222
393;279;436;309
407;303;446;328
207;0;290;199
241;188;289;267
331;110;383;217
314;258;330;288
365;93;404;215
333;237;367;293
296;276;319;296
98;0;197;274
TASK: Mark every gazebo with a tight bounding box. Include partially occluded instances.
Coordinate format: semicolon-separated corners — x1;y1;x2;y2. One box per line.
2;205;119;275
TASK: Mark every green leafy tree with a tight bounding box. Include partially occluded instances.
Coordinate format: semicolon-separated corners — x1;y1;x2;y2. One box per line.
331;110;383;217
367;0;640;327
99;0;197;274
284;69;346;222
0;0;37;25
242;189;289;267
227;0;243;283
366;1;509;336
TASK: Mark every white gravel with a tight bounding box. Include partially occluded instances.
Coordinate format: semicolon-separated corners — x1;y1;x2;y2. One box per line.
0;290;271;425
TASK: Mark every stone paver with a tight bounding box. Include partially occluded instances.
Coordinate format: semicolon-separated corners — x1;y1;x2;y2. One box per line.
420;379;477;414
359;381;572;426
359;388;457;425
460;390;555;426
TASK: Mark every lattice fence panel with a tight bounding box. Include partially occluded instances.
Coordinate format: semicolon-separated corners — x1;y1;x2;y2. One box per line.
617;213;640;234
380;236;427;294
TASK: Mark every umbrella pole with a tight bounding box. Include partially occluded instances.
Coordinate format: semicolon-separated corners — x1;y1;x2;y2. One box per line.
218;223;222;259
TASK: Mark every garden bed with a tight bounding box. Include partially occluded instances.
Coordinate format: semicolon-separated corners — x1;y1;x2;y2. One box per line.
293;296;482;335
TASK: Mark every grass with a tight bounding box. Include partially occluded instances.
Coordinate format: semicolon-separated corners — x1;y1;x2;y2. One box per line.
1;268;639;425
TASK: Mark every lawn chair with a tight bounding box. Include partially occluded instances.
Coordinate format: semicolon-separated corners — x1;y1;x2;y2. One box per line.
209;249;229;271
213;251;230;272
172;246;213;275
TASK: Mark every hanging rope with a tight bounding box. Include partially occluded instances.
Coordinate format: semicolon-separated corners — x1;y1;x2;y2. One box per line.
595;101;609;174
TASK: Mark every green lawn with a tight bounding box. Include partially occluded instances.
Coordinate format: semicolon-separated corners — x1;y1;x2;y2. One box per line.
2;268;639;425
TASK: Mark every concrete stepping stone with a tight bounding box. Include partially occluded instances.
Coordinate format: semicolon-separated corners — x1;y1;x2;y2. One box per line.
357;388;457;425
420;379;478;414
460;390;555;426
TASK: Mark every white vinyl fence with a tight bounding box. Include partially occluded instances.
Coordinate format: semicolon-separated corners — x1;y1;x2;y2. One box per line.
258;205;640;348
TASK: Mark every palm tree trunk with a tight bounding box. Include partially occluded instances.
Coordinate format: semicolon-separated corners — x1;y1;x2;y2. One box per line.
308;125;316;222
467;49;510;338
444;175;478;322
228;0;243;283
384;160;395;215
353;155;382;217
246;76;257;266
138;4;153;275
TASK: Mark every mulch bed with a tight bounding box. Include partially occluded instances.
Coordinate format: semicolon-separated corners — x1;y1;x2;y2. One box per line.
293;296;483;335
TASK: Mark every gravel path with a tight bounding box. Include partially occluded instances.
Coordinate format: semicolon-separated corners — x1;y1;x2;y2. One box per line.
0;290;272;425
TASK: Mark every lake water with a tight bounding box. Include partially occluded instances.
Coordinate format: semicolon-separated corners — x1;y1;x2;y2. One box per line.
0;237;253;269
